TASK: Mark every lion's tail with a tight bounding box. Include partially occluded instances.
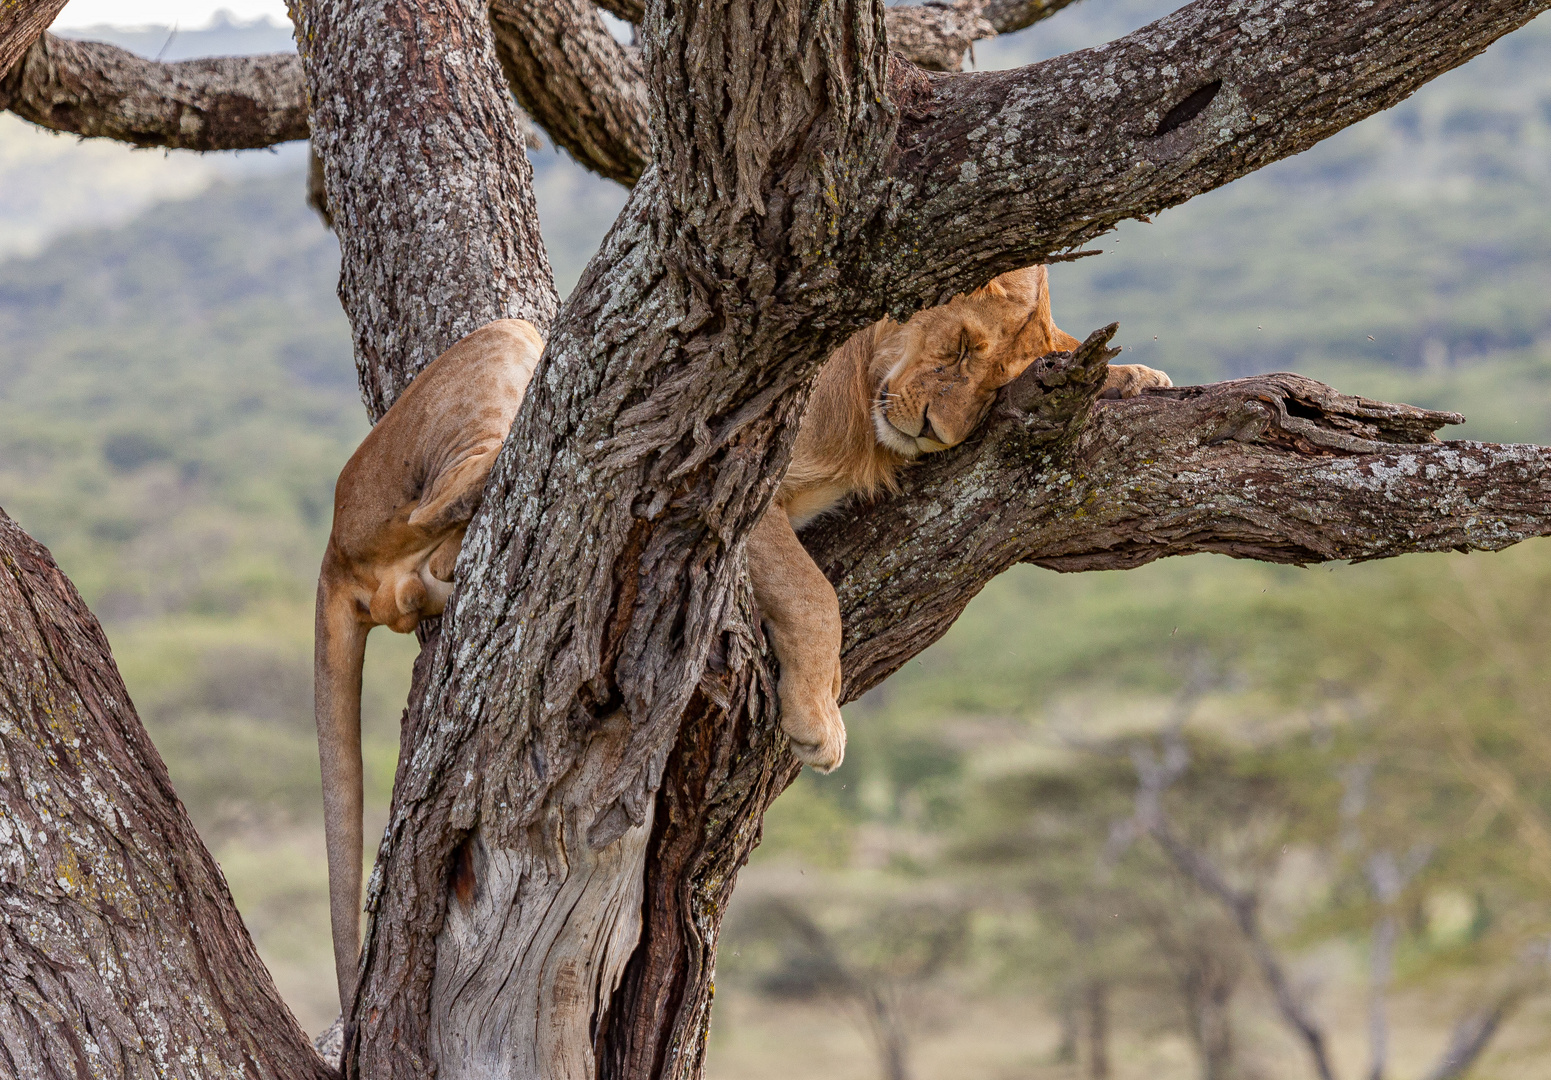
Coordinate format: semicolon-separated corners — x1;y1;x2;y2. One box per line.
315;564;368;1014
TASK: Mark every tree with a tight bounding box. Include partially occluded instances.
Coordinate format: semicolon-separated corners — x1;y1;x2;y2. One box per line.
3;0;1551;1077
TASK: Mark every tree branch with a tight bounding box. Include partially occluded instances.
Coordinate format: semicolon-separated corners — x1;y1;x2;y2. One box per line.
980;0;1083;35
883;0;1084;73
1;32;309;150
1422;982;1534;1080
1123;732;1339;1080
804;336;1551;699
877;0;1551;309
290;0;558;420
0;511;332;1079
0;0;65;77
482;0;1087;189
488;0;648;186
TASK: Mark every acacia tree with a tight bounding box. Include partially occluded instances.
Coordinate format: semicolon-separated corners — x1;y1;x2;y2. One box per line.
3;0;1551;1077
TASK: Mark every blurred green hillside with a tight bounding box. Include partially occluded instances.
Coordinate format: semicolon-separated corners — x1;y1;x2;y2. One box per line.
2;5;1551;1075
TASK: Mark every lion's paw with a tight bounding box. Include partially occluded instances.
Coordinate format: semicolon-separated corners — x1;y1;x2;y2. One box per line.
1101;363;1172;400
778;680;847;773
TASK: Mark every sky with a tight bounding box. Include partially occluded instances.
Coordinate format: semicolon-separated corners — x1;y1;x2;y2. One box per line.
53;0;288;29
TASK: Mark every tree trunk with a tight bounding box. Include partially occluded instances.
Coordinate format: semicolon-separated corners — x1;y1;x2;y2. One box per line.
287;0;559;420
0;512;330;1080
1084;979;1110;1080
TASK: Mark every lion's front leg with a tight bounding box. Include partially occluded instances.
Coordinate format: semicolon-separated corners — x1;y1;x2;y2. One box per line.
1101;362;1172;399
748;506;846;772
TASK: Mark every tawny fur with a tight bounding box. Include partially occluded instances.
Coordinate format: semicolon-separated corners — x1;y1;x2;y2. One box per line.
749;266;1170;771
314;319;542;1012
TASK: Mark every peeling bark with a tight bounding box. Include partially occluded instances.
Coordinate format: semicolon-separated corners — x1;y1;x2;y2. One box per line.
0;511;330;1080
0;33;308;150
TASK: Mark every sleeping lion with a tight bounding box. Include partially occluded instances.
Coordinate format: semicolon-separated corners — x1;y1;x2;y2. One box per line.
312;265;1168;1010
750;264;1168;772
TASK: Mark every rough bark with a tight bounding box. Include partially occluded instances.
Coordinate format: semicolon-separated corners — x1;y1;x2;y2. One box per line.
876;0;1551;309
0;511;330;1080
6;0;1551;1077
348;0;900;1059
481;0;1081;190
0;0;63;78
809;360;1551;697
286;0;559;421
488;0;649;187
0;32;308;150
980;0;1084;36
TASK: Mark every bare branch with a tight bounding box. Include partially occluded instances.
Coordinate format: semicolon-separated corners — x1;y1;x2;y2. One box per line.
1126;733;1339;1080
1;32;308;150
884;0;1086;73
806;352;1551;700
1422;982;1535;1080
488;0;648;186
482;0;1087;188
0;0;65;76
878;0;1551;308
979;0;1084;35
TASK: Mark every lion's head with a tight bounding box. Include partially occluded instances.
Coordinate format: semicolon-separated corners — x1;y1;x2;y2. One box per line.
868;265;1076;458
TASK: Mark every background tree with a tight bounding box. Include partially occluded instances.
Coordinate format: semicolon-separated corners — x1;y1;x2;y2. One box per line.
4;1;1551;1079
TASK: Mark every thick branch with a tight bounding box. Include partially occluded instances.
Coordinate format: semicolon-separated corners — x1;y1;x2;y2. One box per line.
0;0;64;77
484;0;1084;189
0;511;330;1080
880;0;1551;309
805;348;1551;700
1;32;308;150
353;0;900;1071
488;0;648;186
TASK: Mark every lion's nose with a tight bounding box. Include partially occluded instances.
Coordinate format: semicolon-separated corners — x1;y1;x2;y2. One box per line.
920;408;945;445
